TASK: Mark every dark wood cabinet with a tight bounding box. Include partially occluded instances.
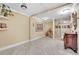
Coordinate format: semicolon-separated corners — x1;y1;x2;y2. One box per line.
64;33;77;53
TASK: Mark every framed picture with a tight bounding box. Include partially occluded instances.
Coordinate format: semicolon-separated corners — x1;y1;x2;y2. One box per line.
36;24;43;32
55;25;58;28
55;25;61;28
67;25;71;28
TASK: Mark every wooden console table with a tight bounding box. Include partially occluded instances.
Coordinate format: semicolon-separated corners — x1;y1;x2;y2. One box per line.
64;33;77;53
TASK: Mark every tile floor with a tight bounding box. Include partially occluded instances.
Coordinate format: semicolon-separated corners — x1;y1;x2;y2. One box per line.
0;37;78;55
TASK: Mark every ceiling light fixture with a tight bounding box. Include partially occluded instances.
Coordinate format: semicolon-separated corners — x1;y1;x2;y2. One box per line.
21;3;27;9
60;9;70;14
42;17;49;20
33;17;43;23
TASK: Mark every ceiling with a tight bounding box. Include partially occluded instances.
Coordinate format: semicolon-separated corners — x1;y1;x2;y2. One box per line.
4;3;76;21
35;3;73;20
5;3;66;16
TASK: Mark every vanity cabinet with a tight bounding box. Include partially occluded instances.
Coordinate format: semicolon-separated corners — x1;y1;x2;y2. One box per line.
64;33;77;53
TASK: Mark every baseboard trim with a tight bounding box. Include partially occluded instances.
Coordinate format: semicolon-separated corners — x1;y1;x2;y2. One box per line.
30;36;44;41
0;36;44;51
0;40;29;51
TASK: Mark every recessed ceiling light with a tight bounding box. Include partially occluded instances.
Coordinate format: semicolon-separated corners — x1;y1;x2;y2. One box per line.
33;17;43;23
21;3;27;9
60;9;70;14
42;17;49;20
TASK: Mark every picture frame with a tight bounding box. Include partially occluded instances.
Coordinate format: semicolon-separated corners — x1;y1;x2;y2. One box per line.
36;23;43;32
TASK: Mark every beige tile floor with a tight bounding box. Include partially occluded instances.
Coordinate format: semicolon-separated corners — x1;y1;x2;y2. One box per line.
0;37;78;55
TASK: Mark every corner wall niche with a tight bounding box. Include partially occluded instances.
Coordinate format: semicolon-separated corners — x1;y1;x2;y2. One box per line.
0;16;8;31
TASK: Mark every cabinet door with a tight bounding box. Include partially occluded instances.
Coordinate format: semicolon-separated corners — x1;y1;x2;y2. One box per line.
64;34;77;53
66;35;73;48
72;35;77;50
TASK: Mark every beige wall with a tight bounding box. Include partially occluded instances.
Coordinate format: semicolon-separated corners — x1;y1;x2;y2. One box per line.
0;11;53;48
30;17;44;39
0;12;29;48
30;17;53;39
44;22;53;33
